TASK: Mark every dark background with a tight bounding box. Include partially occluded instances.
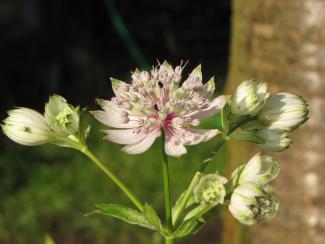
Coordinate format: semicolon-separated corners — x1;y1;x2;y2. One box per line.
0;0;230;114
0;0;231;243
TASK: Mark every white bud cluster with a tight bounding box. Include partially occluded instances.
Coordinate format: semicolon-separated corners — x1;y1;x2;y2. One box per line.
230;80;309;152
2;95;82;146
228;153;280;225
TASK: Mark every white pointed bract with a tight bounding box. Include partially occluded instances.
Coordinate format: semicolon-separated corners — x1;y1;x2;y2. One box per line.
231;153;279;186
92;62;226;156
228;183;279;225
193;173;227;205
257;127;292;152
258;93;309;130
2;108;53;146
231;80;269;116
45;95;80;136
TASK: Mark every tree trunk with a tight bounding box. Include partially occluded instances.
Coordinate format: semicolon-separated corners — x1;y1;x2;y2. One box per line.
223;0;325;243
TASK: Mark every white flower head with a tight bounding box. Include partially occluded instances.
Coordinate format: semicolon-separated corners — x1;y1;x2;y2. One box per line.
92;61;227;157
231;80;269;116
231;153;279;186
193;173;227;205
258;93;309;130
257;127;292;152
229;183;279;225
45;95;80;136
2;108;53;146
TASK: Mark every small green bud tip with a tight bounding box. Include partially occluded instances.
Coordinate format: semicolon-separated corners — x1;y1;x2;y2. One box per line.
194;173;227;205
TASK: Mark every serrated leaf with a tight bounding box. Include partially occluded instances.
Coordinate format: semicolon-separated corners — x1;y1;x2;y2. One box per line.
172;218;205;238
144;203;162;230
88;203;156;230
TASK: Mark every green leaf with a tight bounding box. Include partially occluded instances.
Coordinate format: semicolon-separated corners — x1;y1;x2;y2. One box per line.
172;218;205;238
144;203;162;230
172;191;195;217
229;130;265;144
87;203;156;230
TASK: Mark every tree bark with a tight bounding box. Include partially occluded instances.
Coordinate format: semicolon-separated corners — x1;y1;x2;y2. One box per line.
223;0;325;243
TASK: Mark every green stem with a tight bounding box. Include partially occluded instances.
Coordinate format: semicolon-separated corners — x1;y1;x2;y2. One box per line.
173;172;202;226
161;135;173;234
165;238;174;244
81;147;144;212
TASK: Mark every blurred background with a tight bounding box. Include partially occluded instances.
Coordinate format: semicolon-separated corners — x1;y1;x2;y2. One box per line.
0;0;323;243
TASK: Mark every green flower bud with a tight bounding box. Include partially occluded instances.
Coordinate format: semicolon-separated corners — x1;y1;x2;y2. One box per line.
193;173;227;205
258;93;309;130
2;108;53;146
231;80;269;116
229;183;279;225
44;95;80;136
257;127;292;152
231;153;279;186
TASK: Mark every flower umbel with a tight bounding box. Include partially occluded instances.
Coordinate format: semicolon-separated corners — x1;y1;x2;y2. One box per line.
229;183;279;225
256;127;292;152
231;153;279;186
231;80;269;116
193;173;227;205
92;61;226;156
45;95;80;136
258;92;309;130
2;108;53;146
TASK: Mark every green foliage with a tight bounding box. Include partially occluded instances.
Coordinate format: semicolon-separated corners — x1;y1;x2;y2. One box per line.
89;204;156;230
0;117;228;243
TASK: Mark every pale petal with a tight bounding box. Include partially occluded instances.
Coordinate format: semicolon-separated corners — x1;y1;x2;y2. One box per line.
164;134;187;157
103;128;147;145
188;95;228;119
91;110;139;129
121;129;160;154
183;128;220;145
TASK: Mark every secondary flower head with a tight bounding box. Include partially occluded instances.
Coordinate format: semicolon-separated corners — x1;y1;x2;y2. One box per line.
229;183;279;225
258;93;309;130
231;80;269;116
193;173;227;205
45;95;80;137
231;153;279;186
2;108;53;146
256;127;292;152
92;61;226;156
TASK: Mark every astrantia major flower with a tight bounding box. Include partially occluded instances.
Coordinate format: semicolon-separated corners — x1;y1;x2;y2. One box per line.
193;173;227;205
258;92;309;130
231;153;279;186
256;127;292;152
231;80;269;116
228;183;279;225
2;108;53;146
45;95;80;137
92;61;226;157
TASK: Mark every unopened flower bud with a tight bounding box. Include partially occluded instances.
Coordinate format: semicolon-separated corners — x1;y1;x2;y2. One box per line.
2;108;53;146
258;93;309;130
231;153;279;186
229;183;279;225
193;173;227;205
257;127;292;152
44;95;80;136
231;80;269;116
